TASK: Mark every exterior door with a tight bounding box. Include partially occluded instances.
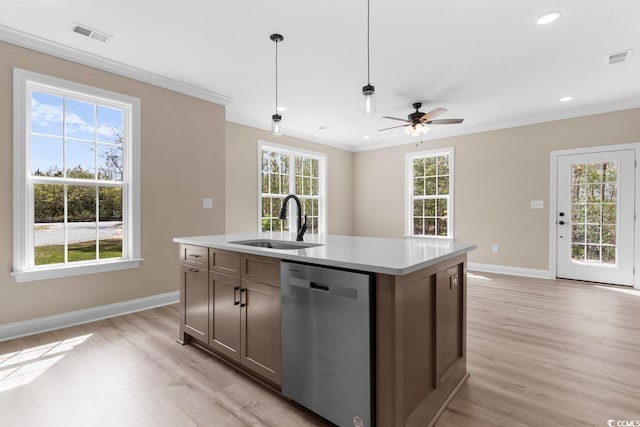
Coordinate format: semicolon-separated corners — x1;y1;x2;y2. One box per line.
556;150;635;286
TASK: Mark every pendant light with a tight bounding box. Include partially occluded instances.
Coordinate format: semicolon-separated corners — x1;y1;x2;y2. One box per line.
361;0;375;114
270;33;284;136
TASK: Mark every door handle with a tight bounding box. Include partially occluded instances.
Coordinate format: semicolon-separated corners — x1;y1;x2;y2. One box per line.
559;220;567;225
240;288;247;307
233;286;240;305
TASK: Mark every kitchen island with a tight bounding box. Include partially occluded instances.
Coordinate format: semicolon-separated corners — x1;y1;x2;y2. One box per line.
173;233;476;427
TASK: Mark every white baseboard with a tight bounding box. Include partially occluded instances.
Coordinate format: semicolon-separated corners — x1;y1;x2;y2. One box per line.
0;291;179;342
468;262;552;280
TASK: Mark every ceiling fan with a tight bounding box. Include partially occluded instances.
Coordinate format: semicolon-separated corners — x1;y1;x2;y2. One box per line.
379;102;464;136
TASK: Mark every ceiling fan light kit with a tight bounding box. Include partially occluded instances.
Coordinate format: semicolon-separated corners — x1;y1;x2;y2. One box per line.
270;33;284;136
379;102;464;135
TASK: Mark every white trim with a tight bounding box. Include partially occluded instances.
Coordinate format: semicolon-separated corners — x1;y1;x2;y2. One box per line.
0;291;178;342
257;140;328;235
468;262;552;279
11;259;143;283
0;24;231;106
13;68;142;280
405;147;455;238
352;103;640;152
549;142;640;289
226;113;353;152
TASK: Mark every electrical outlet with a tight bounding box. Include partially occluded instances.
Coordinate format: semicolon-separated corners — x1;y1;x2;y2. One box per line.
202;198;213;209
530;200;544;209
492;244;499;253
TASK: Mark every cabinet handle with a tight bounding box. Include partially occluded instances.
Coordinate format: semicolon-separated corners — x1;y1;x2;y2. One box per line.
233;287;240;305
240;288;247;307
188;254;202;258
188;268;199;273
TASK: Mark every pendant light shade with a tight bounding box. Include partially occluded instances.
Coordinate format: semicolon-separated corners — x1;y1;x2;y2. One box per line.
405;123;429;136
270;33;284;135
362;0;375;114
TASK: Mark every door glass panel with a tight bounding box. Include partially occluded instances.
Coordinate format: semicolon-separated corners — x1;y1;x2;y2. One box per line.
570;161;618;265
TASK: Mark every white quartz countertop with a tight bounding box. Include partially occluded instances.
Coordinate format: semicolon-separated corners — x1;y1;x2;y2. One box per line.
173;233;476;276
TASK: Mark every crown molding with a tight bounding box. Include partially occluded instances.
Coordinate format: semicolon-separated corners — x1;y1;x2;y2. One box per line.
352;100;640;152
225;112;354;152
0;24;232;106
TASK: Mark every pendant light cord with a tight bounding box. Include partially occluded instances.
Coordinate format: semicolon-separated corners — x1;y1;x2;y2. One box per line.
367;0;371;85
275;39;279;113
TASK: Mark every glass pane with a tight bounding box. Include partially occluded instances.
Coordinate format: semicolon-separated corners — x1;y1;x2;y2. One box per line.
602;204;616;224
586;204;601;223
572;164;585;184
571;244;585;262
97;105;123;144
437;155;449;175
31;136;63;176
603;183;617;202
261;151;269;172
261;173;269;193
413;199;424;217
425;157;436;176
437;218;448;237
603;162;617;182
97;144;123;181
602;246;616;264
262;197;270;216
413;218;423;235
425;218;436;235
437;176;449;195
424;199;436;216
269;174;280;194
425;177;436;195
436;199;447;217
67;141;95;178
261;218;270;232
271;198;283;218
413;178;424;196
303;177;311;195
571;185;585;203
571;204;585;223
413;158;424;177
310;177;318;196
586;245;601;262
34;184;65;266
602;225;616;245
309;217;319;234
585;164;602;183
98;186;123;260
571;224;585;243
303;159;311;176
282;175;290;194
68;185;97;222
586;225;601;244
31;91;64;136
295;156;302;175
310;159;318;178
586;184;602;202
65;99;95;140
68;222;97;263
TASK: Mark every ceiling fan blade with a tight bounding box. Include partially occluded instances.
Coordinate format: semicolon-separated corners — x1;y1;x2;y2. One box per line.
382;116;411;123
426;118;464;125
378;124;408;131
421;107;448;121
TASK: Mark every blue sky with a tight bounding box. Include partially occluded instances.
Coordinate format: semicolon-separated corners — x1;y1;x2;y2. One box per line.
31;91;123;176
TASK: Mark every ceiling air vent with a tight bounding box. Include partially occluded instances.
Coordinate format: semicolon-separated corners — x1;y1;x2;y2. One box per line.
606;49;632;65
71;22;112;42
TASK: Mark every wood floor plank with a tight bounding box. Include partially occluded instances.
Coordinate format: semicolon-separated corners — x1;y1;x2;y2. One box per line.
1;274;639;426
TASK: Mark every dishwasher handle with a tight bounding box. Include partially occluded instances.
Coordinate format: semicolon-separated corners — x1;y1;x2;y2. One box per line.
289;277;357;299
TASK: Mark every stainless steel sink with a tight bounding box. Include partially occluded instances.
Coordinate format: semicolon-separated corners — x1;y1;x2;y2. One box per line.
229;239;323;250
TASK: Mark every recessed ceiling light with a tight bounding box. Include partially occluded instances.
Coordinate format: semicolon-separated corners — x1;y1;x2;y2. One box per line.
317;126;326;131
277;106;286;112
363;135;370;140
559;96;573;102
537;11;561;25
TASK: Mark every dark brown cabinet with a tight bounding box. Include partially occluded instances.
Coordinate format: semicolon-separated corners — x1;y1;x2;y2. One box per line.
435;264;463;385
209;271;242;361
180;264;209;342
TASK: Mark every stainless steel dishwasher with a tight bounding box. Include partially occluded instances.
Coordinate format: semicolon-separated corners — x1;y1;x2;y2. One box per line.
281;261;374;427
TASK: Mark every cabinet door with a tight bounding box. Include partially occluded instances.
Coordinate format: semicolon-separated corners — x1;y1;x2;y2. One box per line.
180;265;209;342
209;271;242;362
240;279;282;385
435;265;463;385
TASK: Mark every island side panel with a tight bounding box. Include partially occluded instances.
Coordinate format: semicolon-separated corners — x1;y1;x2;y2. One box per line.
376;253;468;427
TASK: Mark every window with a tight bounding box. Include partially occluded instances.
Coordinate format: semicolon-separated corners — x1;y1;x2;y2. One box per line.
258;142;326;235
12;69;141;282
406;148;454;238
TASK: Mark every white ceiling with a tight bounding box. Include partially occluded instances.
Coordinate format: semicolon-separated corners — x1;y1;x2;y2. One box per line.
1;0;639;150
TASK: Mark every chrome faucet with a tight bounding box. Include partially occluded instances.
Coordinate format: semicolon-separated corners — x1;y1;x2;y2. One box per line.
279;194;307;241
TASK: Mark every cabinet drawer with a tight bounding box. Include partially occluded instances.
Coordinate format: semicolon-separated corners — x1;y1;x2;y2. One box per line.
210;248;241;277
181;245;208;268
241;254;281;287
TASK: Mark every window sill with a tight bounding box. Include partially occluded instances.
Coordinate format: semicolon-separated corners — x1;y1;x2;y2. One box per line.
11;259;143;283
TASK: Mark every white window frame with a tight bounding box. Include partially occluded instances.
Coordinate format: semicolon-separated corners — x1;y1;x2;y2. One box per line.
405;147;455;239
257;141;327;235
12;68;142;282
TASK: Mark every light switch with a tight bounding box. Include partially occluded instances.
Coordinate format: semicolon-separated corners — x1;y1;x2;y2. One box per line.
530;200;544;209
203;198;213;209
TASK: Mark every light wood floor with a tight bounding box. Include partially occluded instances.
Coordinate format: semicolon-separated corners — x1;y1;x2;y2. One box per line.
1;274;639;426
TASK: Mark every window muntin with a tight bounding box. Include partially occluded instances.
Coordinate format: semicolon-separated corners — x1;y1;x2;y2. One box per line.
13;68;140;281
406;148;454;238
259;143;326;235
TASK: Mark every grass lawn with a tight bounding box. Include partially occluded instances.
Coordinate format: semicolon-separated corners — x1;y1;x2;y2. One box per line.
35;239;122;265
